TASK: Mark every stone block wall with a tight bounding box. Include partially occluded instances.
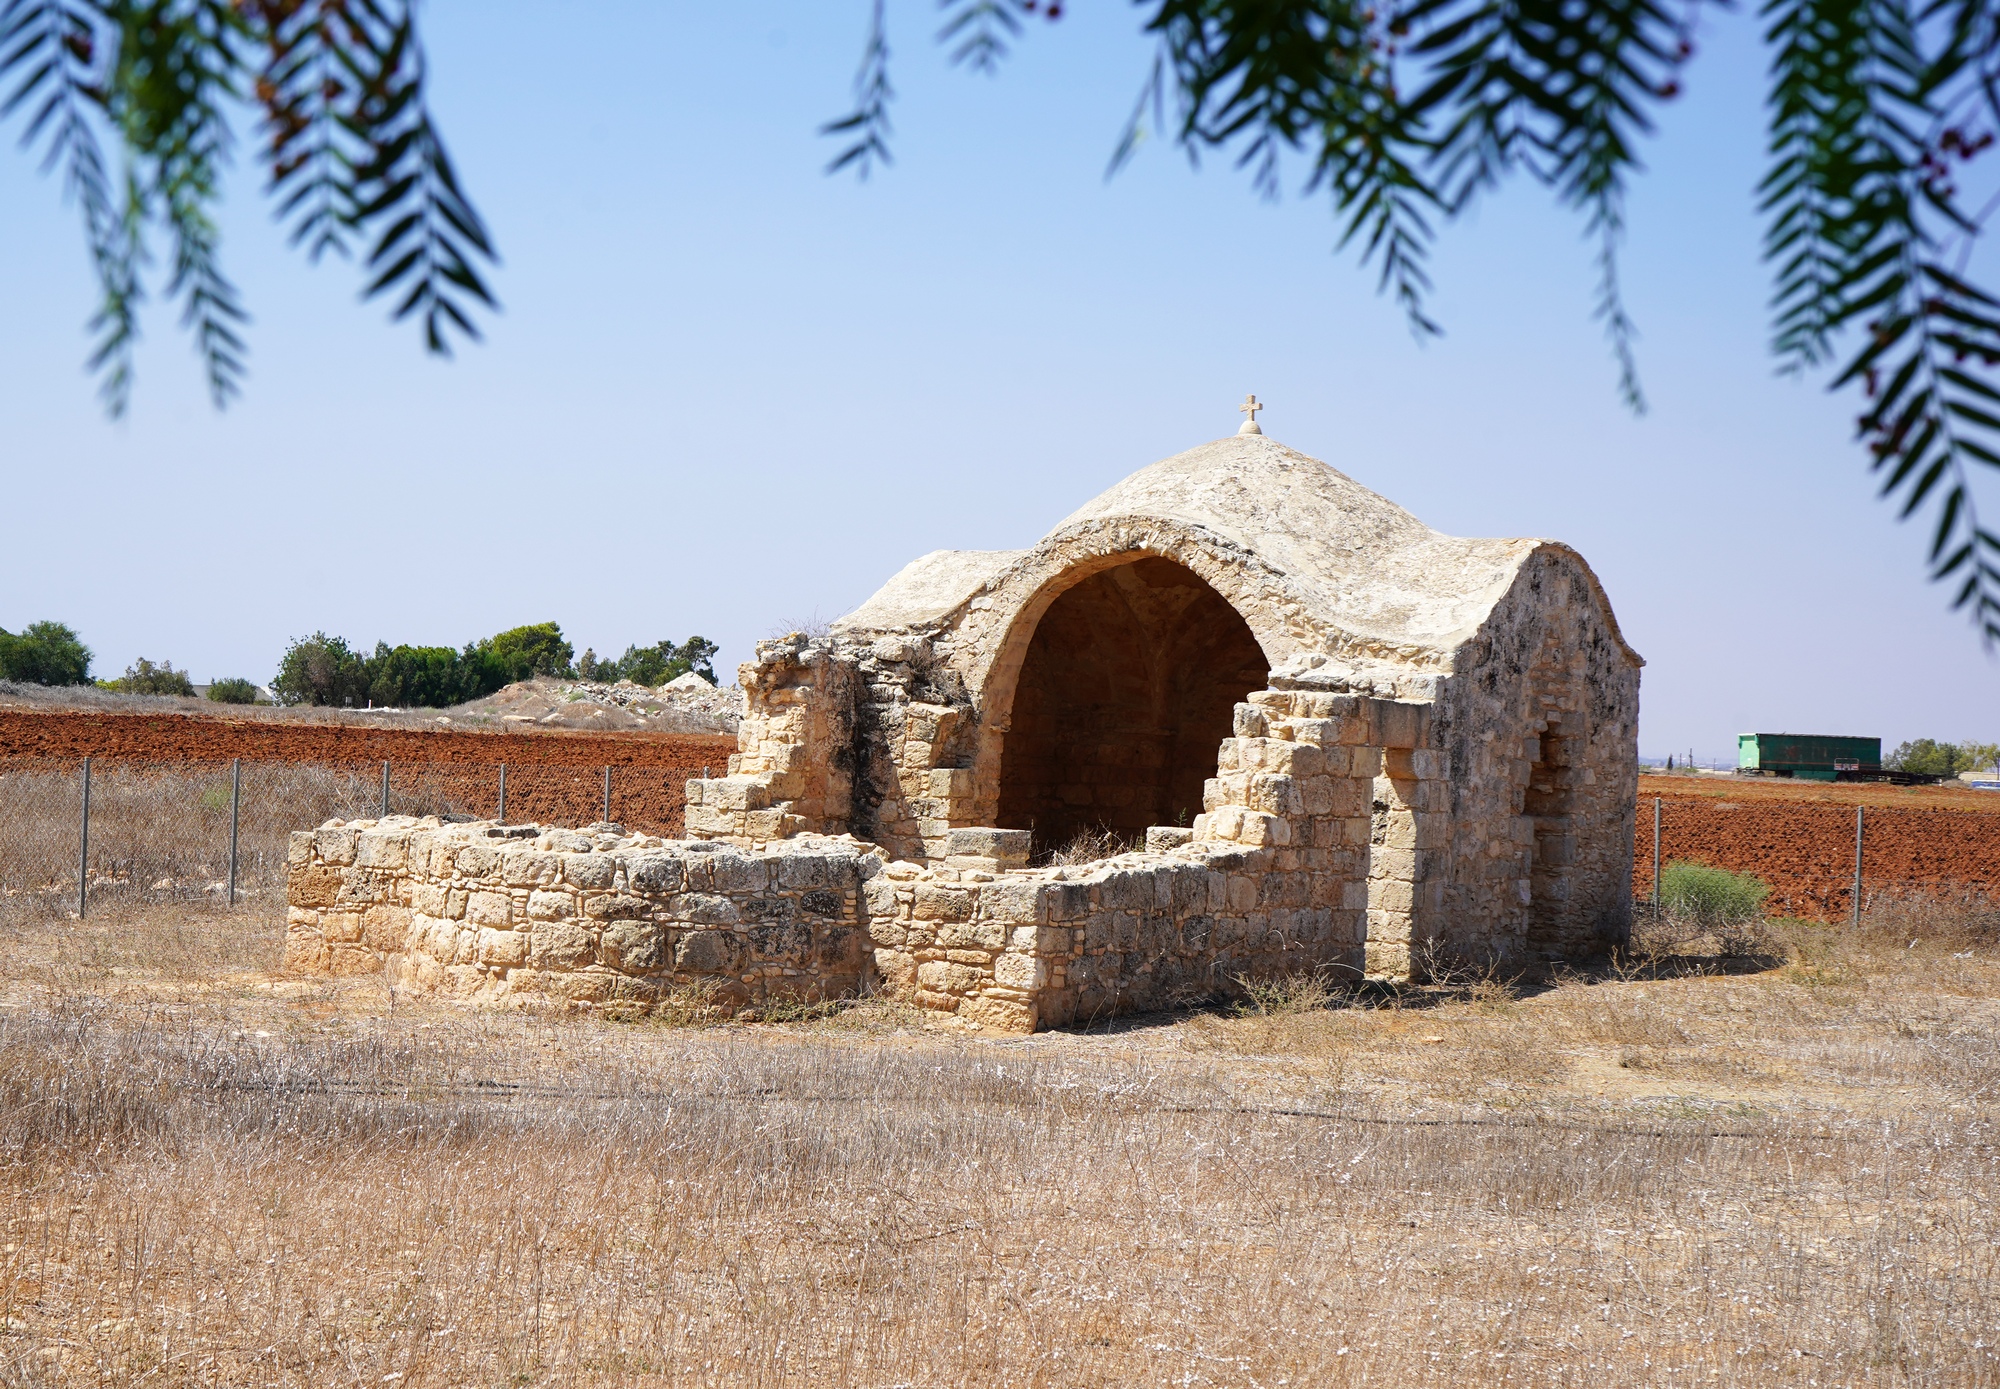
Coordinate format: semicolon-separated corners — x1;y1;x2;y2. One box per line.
284;682;1422;1029
286;819;875;1012
1195;688;1447;978
686;633;980;864
685;637;861;844
861;831;1365;1031
1423;547;1641;965
290;646;1633;1022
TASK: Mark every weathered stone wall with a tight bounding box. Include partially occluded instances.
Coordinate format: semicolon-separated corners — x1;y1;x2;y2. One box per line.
686;619;1632;986
685;632;981;865
684;638;861;844
1198;688;1443;978
285;685;1433;1028
286;819;876;1012
1421;547;1641;966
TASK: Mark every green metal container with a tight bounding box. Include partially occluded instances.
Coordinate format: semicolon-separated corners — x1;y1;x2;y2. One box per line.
1736;733;1882;780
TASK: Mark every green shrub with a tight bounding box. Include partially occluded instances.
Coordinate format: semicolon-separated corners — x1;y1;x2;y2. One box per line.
273;623;581;707
106;657;195;697
365;642;469;708
0;620;92;685
1886;738;1999;776
273;632;367;706
478;622;575;684
206;677;260;704
1660;860;1770;925
596;636;719;686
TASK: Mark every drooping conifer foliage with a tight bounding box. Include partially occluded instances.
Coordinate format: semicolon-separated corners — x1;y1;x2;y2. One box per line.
10;3;2000;637
0;0;495;415
827;0;2000;640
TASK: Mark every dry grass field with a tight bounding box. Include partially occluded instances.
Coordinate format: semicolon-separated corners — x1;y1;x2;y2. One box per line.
0;897;1994;1387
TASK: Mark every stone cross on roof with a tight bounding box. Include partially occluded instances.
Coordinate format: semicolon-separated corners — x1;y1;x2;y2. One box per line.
1237;393;1264;435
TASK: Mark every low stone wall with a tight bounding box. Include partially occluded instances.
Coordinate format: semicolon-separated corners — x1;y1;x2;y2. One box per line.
285;811;1366;1031
284;820;876;1013
285;690;1491;1028
871;838;1364;1030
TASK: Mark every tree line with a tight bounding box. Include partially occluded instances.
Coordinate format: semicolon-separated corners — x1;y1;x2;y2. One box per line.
0;620;719;708
1887;740;2000;778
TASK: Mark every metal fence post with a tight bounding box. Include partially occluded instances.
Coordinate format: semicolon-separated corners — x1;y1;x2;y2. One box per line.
1652;796;1661;913
228;757;241;906
77;755;91;920
497;763;507;822
1852;805;1864;928
381;760;391;818
602;766;612;823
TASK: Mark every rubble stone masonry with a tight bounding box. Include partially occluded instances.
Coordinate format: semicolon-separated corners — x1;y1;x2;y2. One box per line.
286;431;1641;1029
288;687;1459;1031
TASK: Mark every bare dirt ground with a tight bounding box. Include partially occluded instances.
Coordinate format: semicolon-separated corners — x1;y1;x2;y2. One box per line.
0;676;740;737
0;706;736;844
1636;771;2000;919
1641;770;2000;812
453;677;741;735
0;898;1993;1386
0;707;734;769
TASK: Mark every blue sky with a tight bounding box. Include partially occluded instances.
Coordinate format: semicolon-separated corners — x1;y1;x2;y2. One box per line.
2;2;1994;762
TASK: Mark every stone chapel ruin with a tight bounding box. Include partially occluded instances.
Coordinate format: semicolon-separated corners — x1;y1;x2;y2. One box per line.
287;412;1643;1031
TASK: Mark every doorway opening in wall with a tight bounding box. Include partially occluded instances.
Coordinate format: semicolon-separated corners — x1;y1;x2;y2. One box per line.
995;557;1269;861
1525;721;1577;944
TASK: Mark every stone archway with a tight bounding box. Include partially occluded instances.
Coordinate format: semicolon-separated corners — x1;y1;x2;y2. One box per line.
992;557;1269;858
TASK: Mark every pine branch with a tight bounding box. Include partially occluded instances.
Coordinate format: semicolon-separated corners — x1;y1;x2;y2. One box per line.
104;0;252;406
938;0;1028;73
1765;0;2000;640
1409;0;1693;409
338;0;496;354
824;0;895;178
1;0;144;414
247;0;355;261
1138;1;1445;335
5;0;494;408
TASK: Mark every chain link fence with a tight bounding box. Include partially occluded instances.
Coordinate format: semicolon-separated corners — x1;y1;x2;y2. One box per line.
1634;791;2000;921
8;759;1996;929
0;758;699;926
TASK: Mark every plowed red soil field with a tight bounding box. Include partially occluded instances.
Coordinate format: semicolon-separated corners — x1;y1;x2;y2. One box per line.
6;711;1995;911
0;709;736;839
1633;775;2000;920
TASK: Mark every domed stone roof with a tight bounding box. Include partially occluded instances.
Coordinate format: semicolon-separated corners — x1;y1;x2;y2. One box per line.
838;432;1638;696
1054;433;1538;658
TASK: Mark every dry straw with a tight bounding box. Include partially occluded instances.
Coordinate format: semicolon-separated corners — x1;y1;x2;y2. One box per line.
0;897;1992;1385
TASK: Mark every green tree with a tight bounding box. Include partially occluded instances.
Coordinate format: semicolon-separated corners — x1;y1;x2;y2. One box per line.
474;622;575;685
1887;737;2000;774
0;620;93;684
206;676;260;704
272;631;369;706
105;656;194;696
604;637;720;687
365;642;469;708
272;622;579;707
16;3;2000;634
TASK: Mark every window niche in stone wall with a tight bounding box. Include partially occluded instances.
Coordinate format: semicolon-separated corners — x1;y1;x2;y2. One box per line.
1525;722;1579;946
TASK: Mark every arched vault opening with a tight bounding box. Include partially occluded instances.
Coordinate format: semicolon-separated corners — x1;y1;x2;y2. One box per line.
994;556;1269;856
